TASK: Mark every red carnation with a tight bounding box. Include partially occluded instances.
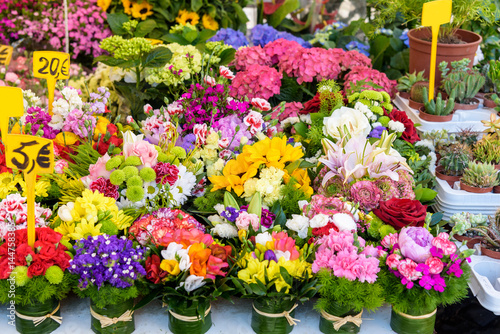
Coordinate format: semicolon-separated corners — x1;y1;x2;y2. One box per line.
15;244;35;266
387;109;420;144
153;162;179;186
37;227;62;244
90;177;120;199
0;258;11;279
300;93;321;115
312;222;339;237
145;254;167;284
27;256;48;278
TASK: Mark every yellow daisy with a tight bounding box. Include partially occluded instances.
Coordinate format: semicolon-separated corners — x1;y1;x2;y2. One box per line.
0;173;21;199
70;218;103;240
176;10;200;26
202;14;219;30
112;210;134;230
55;222;76;241
19;178;50;198
73;189;118;221
97;0;112;11
131;0;154;20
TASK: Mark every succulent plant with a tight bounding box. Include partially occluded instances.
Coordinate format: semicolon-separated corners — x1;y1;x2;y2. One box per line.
422;87;455;116
456;126;480;147
439;147;471;176
439;59;485;104
481;112;500;140
468;212;500;248
410;81;429;103
461;161;499;188
450;212;488;236
473;138;500;164
488;60;500;93
397;71;427;93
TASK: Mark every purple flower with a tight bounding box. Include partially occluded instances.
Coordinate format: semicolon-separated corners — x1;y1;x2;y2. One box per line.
369;126;387;139
432;274;446;292
398;227;433;263
418;274;434;290
240;205;275;228
221;207;239;222
264;250;278;262
209;28;248;49
446;260;464;278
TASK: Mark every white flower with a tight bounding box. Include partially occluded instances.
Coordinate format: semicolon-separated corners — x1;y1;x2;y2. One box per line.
255;232;273;246
170;165;197;206
211;223;238;238
343;203;360;222
286;214;309;239
323;106;371;139
388;120;405;133
181;275;206;292
299;114;312;124
429;151;437;168
161;242;184;260
57;202;75;222
214;204;225;215
310;214;330;228
415;139;435;151
123;69;138;83
109;67;125;81
275;250;291;261
208;215;224;225
121;130;144;145
332;213;357;231
474;45;484;66
282;117;300;126
178;253;192;272
297;200;309;211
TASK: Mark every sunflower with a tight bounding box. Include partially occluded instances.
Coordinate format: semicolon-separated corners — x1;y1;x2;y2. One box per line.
176;9;200;26
97;0;112;11
121;0;134;15
70;218;103;240
131;0;154;20
202;14;219;31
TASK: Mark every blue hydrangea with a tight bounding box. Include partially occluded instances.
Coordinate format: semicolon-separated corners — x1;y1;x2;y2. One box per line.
250;24;279;46
399;29;410;48
345;41;370;57
209;28;249;49
276;31;311;48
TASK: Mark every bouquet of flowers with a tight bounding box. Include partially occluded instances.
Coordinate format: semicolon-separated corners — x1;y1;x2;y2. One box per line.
233;230;317;334
379;227;472;334
312;230;384;334
0;228;74;334
69;234;147;334
141;228;233;334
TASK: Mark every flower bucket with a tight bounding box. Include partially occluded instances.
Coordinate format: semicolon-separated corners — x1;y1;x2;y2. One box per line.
90;298;135;334
390;306;436;334
15;298;62;334
251;298;298;334
168;299;212;334
319;302;363;334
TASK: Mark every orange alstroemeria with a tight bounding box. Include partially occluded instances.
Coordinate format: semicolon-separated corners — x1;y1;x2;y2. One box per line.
189;243;211;277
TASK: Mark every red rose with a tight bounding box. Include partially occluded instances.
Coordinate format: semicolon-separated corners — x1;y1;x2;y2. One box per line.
300;93;321;115
387;109;420;144
145;254;167;284
15;244;36;266
27;256;48;278
373;198;427;230
52;250;71;271
36;228;62;244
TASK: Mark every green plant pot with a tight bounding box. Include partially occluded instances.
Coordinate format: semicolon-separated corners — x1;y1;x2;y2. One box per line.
251;298;297;334
319;302;361;334
90;298;135;334
168;299;212;334
15;298;61;334
390;306;436;334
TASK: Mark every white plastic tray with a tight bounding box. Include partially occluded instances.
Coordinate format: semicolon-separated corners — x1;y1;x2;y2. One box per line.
468;254;500;316
394;95;497;133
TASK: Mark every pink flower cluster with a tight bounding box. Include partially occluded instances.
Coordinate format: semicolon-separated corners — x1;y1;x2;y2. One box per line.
230;64;282;100
270;102;304;122
382;227;468;292
233;46;272;71
89;177;120;200
313;230;381;283
263;38;303;65
344;66;397;97
303;195;353;219
0;194;52;241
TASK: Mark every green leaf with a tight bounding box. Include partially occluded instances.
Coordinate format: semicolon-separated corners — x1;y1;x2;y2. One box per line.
414;187;437;202
218;48;236;66
231;3;250;24
370;35;391;69
390;49;410;70
268;0;300;27
94;55;140;69
198;29;217;43
249;283;266;296
184;29;199;43
132;290;159;310
191;0;203;12
142;47;172;68
279;267;293;286
161;33;189;45
294;122;308;138
107;13;129;35
154;7;175;22
389;36;404;51
430;212;444;226
135;20;157;37
299;160;316;168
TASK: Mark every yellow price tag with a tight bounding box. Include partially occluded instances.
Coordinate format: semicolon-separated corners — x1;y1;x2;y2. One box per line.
33;51;70;115
5;135;54;247
0;87;24;142
0;45;13;67
146;38;163;45
422;0;452;101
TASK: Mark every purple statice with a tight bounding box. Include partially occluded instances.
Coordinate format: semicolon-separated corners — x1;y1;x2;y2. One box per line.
209;28;249;49
176;133;197;152
221;207;239;222
212;115;253;151
69;235;147;289
24;106;59;139
62;108;96;138
369;126;386;139
345;41;370;57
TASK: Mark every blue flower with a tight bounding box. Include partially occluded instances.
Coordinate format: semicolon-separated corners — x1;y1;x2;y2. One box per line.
250;24;279;46
209;28;249;49
345;41;370;57
275;31;311;48
399;29;410;48
368;126;387;139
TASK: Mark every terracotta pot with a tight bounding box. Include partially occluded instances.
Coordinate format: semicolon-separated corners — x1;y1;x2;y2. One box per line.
408;98;425;110
435;166;461;187
466;238;482;249
460;181;493;193
493;185;500;193
408;28;482;87
483;93;497;109
454;98;480;110
399;91;410;99
454;234;472;242
481;245;500;259
418;107;453;122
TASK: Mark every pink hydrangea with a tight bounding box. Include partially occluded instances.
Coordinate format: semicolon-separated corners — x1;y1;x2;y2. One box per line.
344;66;397;97
263;38;303;65
230;64;282;100
341;50;372;70
270;102;304;121
232;46;272;71
278;47;342;84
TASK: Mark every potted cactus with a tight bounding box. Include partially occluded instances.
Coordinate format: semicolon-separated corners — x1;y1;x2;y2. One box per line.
397;71;427;99
440;59;485;110
483;60;500;108
436;144;471;187
468;211;500;259
449;212;489;242
418;87;455;122
473;138;500;168
460;161;499;193
409;81;431;110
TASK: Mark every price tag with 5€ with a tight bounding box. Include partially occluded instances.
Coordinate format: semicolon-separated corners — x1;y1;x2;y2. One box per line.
0;45;13;67
33;51;70;115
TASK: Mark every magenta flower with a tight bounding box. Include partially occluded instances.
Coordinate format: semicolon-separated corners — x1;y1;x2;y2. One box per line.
233;46;272;71
230;64;282;100
398;227;434;263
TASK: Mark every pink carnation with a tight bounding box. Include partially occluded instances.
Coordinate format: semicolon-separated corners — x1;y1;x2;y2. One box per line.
344;66;397;97
235;212;260;231
230;64;282;100
233;46;272;71
397;258;421;281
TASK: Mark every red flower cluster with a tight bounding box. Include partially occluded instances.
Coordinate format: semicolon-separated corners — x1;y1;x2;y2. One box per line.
0;141;11;174
153;162;179;186
93;124;123;155
0;228;71;279
373;198;427;230
387;109;420;144
90;177;120;199
312;222;339;237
